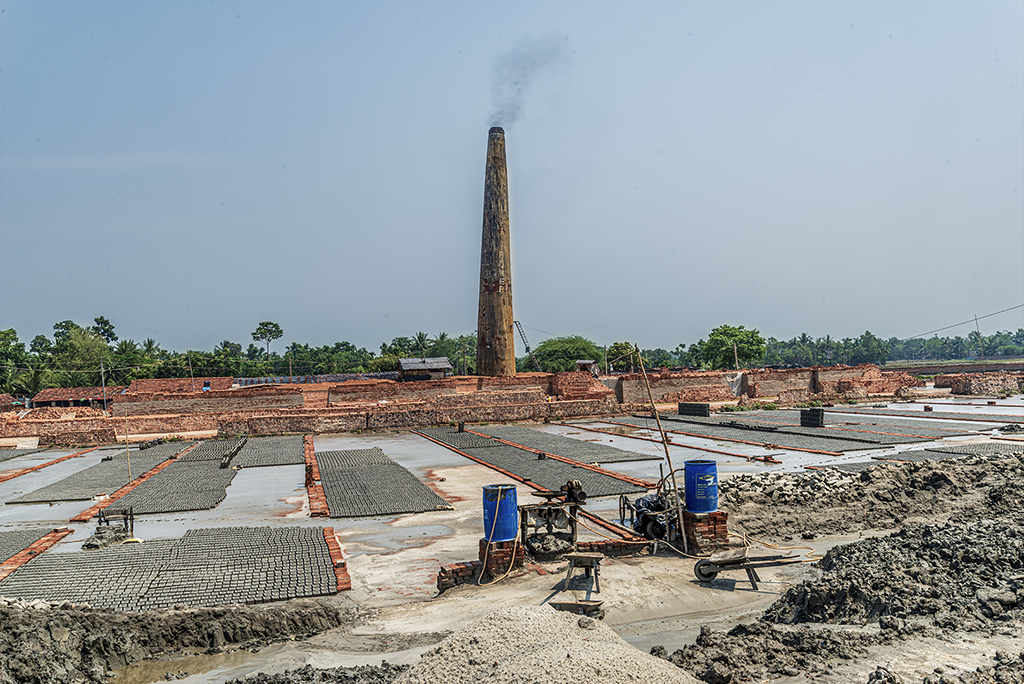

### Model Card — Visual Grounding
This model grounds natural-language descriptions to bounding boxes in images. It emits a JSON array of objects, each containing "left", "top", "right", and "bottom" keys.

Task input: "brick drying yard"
[{"left": 2, "top": 368, "right": 1024, "bottom": 684}]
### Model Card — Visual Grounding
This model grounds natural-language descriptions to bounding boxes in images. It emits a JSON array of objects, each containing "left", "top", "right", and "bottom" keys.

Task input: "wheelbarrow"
[{"left": 693, "top": 548, "right": 801, "bottom": 590}]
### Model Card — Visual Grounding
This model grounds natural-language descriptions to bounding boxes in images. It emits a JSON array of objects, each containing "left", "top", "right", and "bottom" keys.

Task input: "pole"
[
  {"left": 188, "top": 353, "right": 195, "bottom": 393},
  {"left": 635, "top": 345, "right": 687, "bottom": 554},
  {"left": 733, "top": 341, "right": 740, "bottom": 371},
  {"left": 100, "top": 358, "right": 108, "bottom": 411},
  {"left": 124, "top": 410, "right": 132, "bottom": 482},
  {"left": 975, "top": 315, "right": 987, "bottom": 373}
]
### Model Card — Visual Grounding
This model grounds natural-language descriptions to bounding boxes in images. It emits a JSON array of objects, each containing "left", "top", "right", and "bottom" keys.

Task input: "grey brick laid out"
[
  {"left": 0, "top": 527, "right": 51, "bottom": 562},
  {"left": 0, "top": 526, "right": 335, "bottom": 611},
  {"left": 234, "top": 436, "right": 305, "bottom": 468},
  {"left": 316, "top": 447, "right": 452, "bottom": 518}
]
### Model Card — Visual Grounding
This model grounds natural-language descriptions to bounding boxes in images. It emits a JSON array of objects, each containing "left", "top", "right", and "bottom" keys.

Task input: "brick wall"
[
  {"left": 618, "top": 370, "right": 737, "bottom": 404},
  {"left": 743, "top": 369, "right": 815, "bottom": 398},
  {"left": 112, "top": 392, "right": 303, "bottom": 416},
  {"left": 1, "top": 414, "right": 216, "bottom": 440},
  {"left": 551, "top": 372, "right": 614, "bottom": 401},
  {"left": 946, "top": 372, "right": 1024, "bottom": 396}
]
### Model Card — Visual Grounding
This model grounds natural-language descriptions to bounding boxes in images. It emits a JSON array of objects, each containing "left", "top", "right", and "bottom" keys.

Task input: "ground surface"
[{"left": 3, "top": 397, "right": 1024, "bottom": 684}]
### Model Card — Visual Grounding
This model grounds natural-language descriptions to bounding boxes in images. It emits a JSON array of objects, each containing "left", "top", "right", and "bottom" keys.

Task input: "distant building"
[
  {"left": 575, "top": 360, "right": 600, "bottom": 377},
  {"left": 127, "top": 377, "right": 233, "bottom": 393},
  {"left": 399, "top": 358, "right": 453, "bottom": 382},
  {"left": 31, "top": 386, "right": 125, "bottom": 408}
]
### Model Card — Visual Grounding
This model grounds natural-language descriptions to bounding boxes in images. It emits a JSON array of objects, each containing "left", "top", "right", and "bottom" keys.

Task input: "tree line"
[{"left": 1, "top": 317, "right": 1022, "bottom": 394}]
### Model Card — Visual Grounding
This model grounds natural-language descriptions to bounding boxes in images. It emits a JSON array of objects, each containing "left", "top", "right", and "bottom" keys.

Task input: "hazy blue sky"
[{"left": 1, "top": 1, "right": 1022, "bottom": 354}]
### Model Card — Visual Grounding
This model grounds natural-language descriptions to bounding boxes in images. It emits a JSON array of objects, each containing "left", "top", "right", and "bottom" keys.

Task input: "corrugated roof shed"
[{"left": 399, "top": 358, "right": 453, "bottom": 372}]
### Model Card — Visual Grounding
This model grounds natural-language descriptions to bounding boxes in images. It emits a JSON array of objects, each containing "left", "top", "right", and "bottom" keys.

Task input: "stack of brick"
[
  {"left": 683, "top": 510, "right": 730, "bottom": 554},
  {"left": 321, "top": 527, "right": 351, "bottom": 592},
  {"left": 304, "top": 436, "right": 329, "bottom": 517},
  {"left": 551, "top": 372, "right": 615, "bottom": 402},
  {"left": 948, "top": 372, "right": 1023, "bottom": 396},
  {"left": 436, "top": 560, "right": 483, "bottom": 592},
  {"left": 478, "top": 538, "right": 525, "bottom": 577},
  {"left": 835, "top": 379, "right": 869, "bottom": 400},
  {"left": 0, "top": 528, "right": 73, "bottom": 581}
]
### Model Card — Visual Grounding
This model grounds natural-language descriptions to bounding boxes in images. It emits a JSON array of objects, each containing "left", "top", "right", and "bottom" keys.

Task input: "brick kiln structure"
[
  {"left": 1, "top": 365, "right": 922, "bottom": 444},
  {"left": 933, "top": 371, "right": 1024, "bottom": 396},
  {"left": 476, "top": 126, "right": 516, "bottom": 378}
]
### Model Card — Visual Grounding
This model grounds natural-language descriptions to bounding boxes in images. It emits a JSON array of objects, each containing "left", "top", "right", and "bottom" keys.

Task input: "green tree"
[
  {"left": 531, "top": 336, "right": 602, "bottom": 373},
  {"left": 215, "top": 341, "right": 243, "bottom": 357},
  {"left": 91, "top": 316, "right": 118, "bottom": 344},
  {"left": 368, "top": 354, "right": 400, "bottom": 372},
  {"left": 702, "top": 325, "right": 766, "bottom": 370},
  {"left": 251, "top": 321, "right": 284, "bottom": 356},
  {"left": 849, "top": 331, "right": 890, "bottom": 365},
  {"left": 413, "top": 332, "right": 431, "bottom": 357},
  {"left": 142, "top": 338, "right": 163, "bottom": 359},
  {"left": 607, "top": 341, "right": 637, "bottom": 372}
]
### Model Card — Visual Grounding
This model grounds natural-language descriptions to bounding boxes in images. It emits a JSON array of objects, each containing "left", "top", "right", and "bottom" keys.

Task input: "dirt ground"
[{"left": 4, "top": 420, "right": 1024, "bottom": 684}]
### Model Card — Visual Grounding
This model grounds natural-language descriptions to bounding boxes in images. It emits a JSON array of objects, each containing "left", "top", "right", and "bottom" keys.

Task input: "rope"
[{"left": 477, "top": 488, "right": 521, "bottom": 586}]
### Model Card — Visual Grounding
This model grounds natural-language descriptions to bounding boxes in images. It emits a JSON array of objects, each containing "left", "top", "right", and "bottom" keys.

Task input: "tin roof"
[{"left": 399, "top": 357, "right": 453, "bottom": 372}]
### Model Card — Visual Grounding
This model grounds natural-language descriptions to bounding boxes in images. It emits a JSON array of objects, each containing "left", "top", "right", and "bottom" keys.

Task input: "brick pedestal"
[
  {"left": 478, "top": 538, "right": 525, "bottom": 578},
  {"left": 683, "top": 510, "right": 730, "bottom": 554}
]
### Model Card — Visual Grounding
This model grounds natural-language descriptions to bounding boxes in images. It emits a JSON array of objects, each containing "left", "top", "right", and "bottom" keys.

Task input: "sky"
[{"left": 1, "top": 1, "right": 1022, "bottom": 355}]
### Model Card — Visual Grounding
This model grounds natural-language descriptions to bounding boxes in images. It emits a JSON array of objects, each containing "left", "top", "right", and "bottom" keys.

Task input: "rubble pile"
[
  {"left": 229, "top": 663, "right": 410, "bottom": 684},
  {"left": 719, "top": 452, "right": 1024, "bottom": 538},
  {"left": 765, "top": 519, "right": 1024, "bottom": 630},
  {"left": 652, "top": 622, "right": 902, "bottom": 683},
  {"left": 919, "top": 650, "right": 1024, "bottom": 684}
]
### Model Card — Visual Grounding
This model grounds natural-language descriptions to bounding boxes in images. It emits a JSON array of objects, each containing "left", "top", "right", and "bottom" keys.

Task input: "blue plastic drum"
[
  {"left": 684, "top": 460, "right": 718, "bottom": 513},
  {"left": 482, "top": 484, "right": 518, "bottom": 541}
]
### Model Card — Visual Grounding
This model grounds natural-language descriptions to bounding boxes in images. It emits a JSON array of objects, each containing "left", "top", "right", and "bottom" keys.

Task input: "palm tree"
[
  {"left": 116, "top": 339, "right": 140, "bottom": 355},
  {"left": 142, "top": 338, "right": 162, "bottom": 358},
  {"left": 14, "top": 367, "right": 54, "bottom": 397},
  {"left": 414, "top": 332, "right": 431, "bottom": 357}
]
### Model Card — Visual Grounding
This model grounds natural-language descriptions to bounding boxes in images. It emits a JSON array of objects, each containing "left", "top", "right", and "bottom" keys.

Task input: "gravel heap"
[
  {"left": 719, "top": 451, "right": 1024, "bottom": 538},
  {"left": 229, "top": 663, "right": 409, "bottom": 684},
  {"left": 652, "top": 621, "right": 904, "bottom": 684},
  {"left": 395, "top": 606, "right": 699, "bottom": 684},
  {"left": 765, "top": 519, "right": 1024, "bottom": 630}
]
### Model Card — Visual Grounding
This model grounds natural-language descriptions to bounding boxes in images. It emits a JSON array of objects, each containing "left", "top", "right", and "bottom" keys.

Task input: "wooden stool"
[{"left": 562, "top": 552, "right": 603, "bottom": 593}]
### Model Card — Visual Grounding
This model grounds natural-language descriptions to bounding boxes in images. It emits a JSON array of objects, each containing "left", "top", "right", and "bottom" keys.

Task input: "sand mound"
[{"left": 395, "top": 606, "right": 698, "bottom": 684}]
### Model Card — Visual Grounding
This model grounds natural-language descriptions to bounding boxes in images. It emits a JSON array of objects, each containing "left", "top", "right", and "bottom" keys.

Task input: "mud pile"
[
  {"left": 0, "top": 598, "right": 355, "bottom": 684},
  {"left": 720, "top": 452, "right": 1024, "bottom": 538},
  {"left": 765, "top": 519, "right": 1024, "bottom": 630},
  {"left": 919, "top": 650, "right": 1024, "bottom": 683},
  {"left": 228, "top": 663, "right": 409, "bottom": 684},
  {"left": 396, "top": 606, "right": 699, "bottom": 684},
  {"left": 651, "top": 621, "right": 905, "bottom": 684}
]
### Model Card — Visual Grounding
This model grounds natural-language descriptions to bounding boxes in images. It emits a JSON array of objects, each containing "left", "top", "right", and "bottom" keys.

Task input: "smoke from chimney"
[{"left": 489, "top": 34, "right": 569, "bottom": 128}]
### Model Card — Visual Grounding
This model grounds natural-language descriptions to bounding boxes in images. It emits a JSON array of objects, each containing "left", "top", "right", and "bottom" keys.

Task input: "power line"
[{"left": 902, "top": 303, "right": 1024, "bottom": 340}]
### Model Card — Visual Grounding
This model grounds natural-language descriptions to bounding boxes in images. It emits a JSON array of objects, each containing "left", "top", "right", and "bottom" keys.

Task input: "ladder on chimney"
[{"left": 514, "top": 321, "right": 543, "bottom": 373}]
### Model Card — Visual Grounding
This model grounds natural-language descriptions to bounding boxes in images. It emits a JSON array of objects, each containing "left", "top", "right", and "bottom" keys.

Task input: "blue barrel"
[
  {"left": 684, "top": 460, "right": 718, "bottom": 513},
  {"left": 482, "top": 484, "right": 518, "bottom": 542}
]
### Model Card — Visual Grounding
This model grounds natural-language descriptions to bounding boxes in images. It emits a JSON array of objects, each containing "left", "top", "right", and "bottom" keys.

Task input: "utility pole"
[
  {"left": 975, "top": 315, "right": 987, "bottom": 373},
  {"left": 100, "top": 358, "right": 107, "bottom": 411},
  {"left": 636, "top": 345, "right": 687, "bottom": 554},
  {"left": 188, "top": 352, "right": 196, "bottom": 392},
  {"left": 733, "top": 341, "right": 740, "bottom": 370}
]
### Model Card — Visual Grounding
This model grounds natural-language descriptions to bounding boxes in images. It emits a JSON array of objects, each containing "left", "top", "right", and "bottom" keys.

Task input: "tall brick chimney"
[{"left": 476, "top": 127, "right": 516, "bottom": 377}]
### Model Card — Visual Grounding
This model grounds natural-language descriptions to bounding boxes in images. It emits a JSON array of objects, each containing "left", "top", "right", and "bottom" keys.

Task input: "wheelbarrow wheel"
[{"left": 694, "top": 559, "right": 719, "bottom": 583}]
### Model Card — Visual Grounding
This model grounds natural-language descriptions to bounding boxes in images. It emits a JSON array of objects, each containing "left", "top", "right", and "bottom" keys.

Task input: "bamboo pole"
[{"left": 635, "top": 345, "right": 687, "bottom": 554}]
